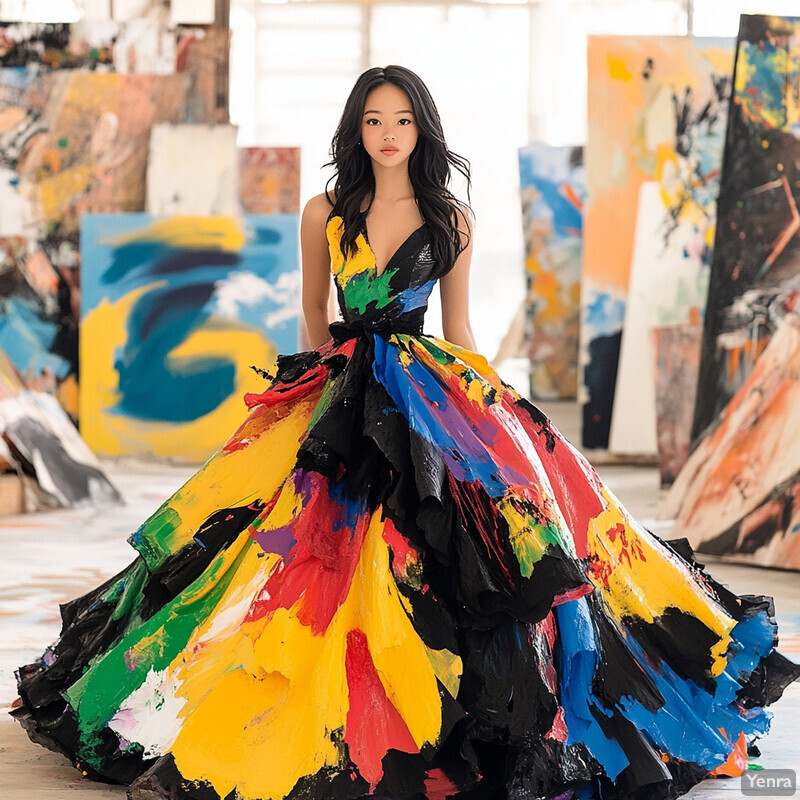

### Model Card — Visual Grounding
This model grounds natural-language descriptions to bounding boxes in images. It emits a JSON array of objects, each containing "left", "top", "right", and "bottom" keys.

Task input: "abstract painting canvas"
[
  {"left": 80, "top": 214, "right": 300, "bottom": 461},
  {"left": 0, "top": 236, "right": 79, "bottom": 419},
  {"left": 0, "top": 347, "right": 120, "bottom": 509},
  {"left": 662, "top": 313, "right": 800, "bottom": 569},
  {"left": 18, "top": 72, "right": 189, "bottom": 237},
  {"left": 239, "top": 147, "right": 302, "bottom": 215},
  {"left": 608, "top": 91, "right": 728, "bottom": 462},
  {"left": 583, "top": 35, "right": 734, "bottom": 449},
  {"left": 177, "top": 26, "right": 230, "bottom": 124},
  {"left": 0, "top": 23, "right": 113, "bottom": 69},
  {"left": 652, "top": 321, "right": 703, "bottom": 486},
  {"left": 518, "top": 144, "right": 584, "bottom": 399},
  {"left": 692, "top": 14, "right": 800, "bottom": 442},
  {"left": 0, "top": 390, "right": 122, "bottom": 509}
]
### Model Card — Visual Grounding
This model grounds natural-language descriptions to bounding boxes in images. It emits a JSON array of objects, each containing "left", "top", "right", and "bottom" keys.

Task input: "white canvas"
[
  {"left": 608, "top": 182, "right": 660, "bottom": 456},
  {"left": 146, "top": 124, "right": 239, "bottom": 216},
  {"left": 170, "top": 0, "right": 215, "bottom": 24}
]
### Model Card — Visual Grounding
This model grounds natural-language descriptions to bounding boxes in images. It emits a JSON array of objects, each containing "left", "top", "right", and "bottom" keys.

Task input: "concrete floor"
[{"left": 0, "top": 402, "right": 798, "bottom": 799}]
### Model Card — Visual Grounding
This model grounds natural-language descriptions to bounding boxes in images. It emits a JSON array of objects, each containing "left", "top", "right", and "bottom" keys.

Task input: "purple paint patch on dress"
[{"left": 252, "top": 526, "right": 296, "bottom": 557}]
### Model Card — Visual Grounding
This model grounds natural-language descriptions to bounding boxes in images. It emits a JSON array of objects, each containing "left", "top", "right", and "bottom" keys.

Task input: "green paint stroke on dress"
[
  {"left": 341, "top": 266, "right": 398, "bottom": 314},
  {"left": 512, "top": 519, "right": 570, "bottom": 578},
  {"left": 418, "top": 337, "right": 457, "bottom": 366},
  {"left": 110, "top": 559, "right": 149, "bottom": 622},
  {"left": 129, "top": 506, "right": 183, "bottom": 571},
  {"left": 65, "top": 536, "right": 254, "bottom": 768}
]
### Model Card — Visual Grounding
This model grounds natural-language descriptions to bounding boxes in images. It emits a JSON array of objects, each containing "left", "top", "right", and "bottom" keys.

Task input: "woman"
[{"left": 14, "top": 65, "right": 799, "bottom": 800}]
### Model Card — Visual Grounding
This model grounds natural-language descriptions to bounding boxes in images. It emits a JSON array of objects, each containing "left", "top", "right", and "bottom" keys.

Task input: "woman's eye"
[
  {"left": 365, "top": 118, "right": 380, "bottom": 125},
  {"left": 398, "top": 118, "right": 413, "bottom": 126}
]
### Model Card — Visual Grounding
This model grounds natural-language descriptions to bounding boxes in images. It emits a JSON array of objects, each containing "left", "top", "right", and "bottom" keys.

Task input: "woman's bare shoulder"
[{"left": 302, "top": 191, "right": 336, "bottom": 223}]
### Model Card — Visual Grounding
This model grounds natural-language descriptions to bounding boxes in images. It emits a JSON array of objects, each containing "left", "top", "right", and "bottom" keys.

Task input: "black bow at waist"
[{"left": 329, "top": 315, "right": 424, "bottom": 344}]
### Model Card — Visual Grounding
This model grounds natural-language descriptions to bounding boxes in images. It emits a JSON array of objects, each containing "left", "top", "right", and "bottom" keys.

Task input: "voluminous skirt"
[{"left": 13, "top": 332, "right": 800, "bottom": 800}]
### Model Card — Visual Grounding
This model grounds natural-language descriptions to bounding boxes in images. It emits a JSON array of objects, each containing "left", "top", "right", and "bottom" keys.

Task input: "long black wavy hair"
[{"left": 325, "top": 65, "right": 472, "bottom": 274}]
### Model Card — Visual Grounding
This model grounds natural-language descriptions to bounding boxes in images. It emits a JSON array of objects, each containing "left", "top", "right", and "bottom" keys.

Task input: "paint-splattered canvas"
[
  {"left": 0, "top": 67, "right": 85, "bottom": 324},
  {"left": 80, "top": 214, "right": 300, "bottom": 461},
  {"left": 0, "top": 236, "right": 78, "bottom": 418},
  {"left": 652, "top": 321, "right": 703, "bottom": 485},
  {"left": 0, "top": 23, "right": 113, "bottom": 69},
  {"left": 518, "top": 144, "right": 584, "bottom": 399},
  {"left": 0, "top": 346, "right": 120, "bottom": 509},
  {"left": 662, "top": 313, "right": 800, "bottom": 569},
  {"left": 0, "top": 390, "right": 122, "bottom": 509},
  {"left": 177, "top": 26, "right": 230, "bottom": 124},
  {"left": 583, "top": 36, "right": 734, "bottom": 449},
  {"left": 0, "top": 67, "right": 48, "bottom": 236},
  {"left": 692, "top": 14, "right": 800, "bottom": 442},
  {"left": 609, "top": 106, "right": 728, "bottom": 462},
  {"left": 239, "top": 148, "right": 301, "bottom": 215},
  {"left": 1, "top": 69, "right": 202, "bottom": 416},
  {"left": 146, "top": 124, "right": 239, "bottom": 215},
  {"left": 18, "top": 72, "right": 189, "bottom": 237}
]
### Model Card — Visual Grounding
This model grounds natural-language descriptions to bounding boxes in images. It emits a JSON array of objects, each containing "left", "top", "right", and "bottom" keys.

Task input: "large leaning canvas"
[
  {"left": 692, "top": 14, "right": 800, "bottom": 442},
  {"left": 518, "top": 144, "right": 584, "bottom": 400},
  {"left": 583, "top": 36, "right": 734, "bottom": 450},
  {"left": 80, "top": 214, "right": 300, "bottom": 461},
  {"left": 18, "top": 72, "right": 189, "bottom": 237},
  {"left": 662, "top": 312, "right": 800, "bottom": 570}
]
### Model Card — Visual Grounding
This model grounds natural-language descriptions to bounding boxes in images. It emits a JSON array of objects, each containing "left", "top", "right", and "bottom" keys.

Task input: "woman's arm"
[
  {"left": 301, "top": 193, "right": 335, "bottom": 349},
  {"left": 439, "top": 205, "right": 477, "bottom": 350}
]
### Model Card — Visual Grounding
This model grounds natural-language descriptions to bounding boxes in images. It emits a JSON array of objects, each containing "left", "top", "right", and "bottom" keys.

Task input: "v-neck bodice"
[
  {"left": 363, "top": 222, "right": 426, "bottom": 278},
  {"left": 326, "top": 215, "right": 439, "bottom": 336}
]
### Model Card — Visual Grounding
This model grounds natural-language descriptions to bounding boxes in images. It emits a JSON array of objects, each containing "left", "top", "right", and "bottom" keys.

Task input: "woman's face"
[{"left": 361, "top": 83, "right": 418, "bottom": 169}]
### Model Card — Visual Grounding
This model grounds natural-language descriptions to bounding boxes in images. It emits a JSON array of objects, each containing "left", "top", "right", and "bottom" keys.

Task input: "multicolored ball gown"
[{"left": 15, "top": 217, "right": 800, "bottom": 800}]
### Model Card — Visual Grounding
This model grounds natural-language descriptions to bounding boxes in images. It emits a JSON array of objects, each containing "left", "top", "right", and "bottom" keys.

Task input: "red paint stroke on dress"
[
  {"left": 381, "top": 516, "right": 418, "bottom": 580},
  {"left": 536, "top": 613, "right": 568, "bottom": 742},
  {"left": 247, "top": 474, "right": 368, "bottom": 634},
  {"left": 511, "top": 404, "right": 605, "bottom": 557},
  {"left": 424, "top": 767, "right": 459, "bottom": 799},
  {"left": 552, "top": 584, "right": 594, "bottom": 605},
  {"left": 449, "top": 476, "right": 514, "bottom": 584},
  {"left": 224, "top": 392, "right": 320, "bottom": 453},
  {"left": 344, "top": 629, "right": 419, "bottom": 788},
  {"left": 244, "top": 363, "right": 329, "bottom": 410}
]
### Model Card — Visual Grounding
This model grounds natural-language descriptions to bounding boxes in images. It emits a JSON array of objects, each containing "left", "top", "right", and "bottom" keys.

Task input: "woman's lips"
[{"left": 381, "top": 147, "right": 399, "bottom": 154}]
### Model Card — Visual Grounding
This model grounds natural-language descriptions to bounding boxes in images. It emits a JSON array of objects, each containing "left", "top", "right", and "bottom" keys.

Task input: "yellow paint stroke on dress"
[
  {"left": 406, "top": 335, "right": 507, "bottom": 395},
  {"left": 424, "top": 646, "right": 462, "bottom": 698},
  {"left": 327, "top": 216, "right": 373, "bottom": 285},
  {"left": 167, "top": 509, "right": 443, "bottom": 799},
  {"left": 586, "top": 486, "right": 733, "bottom": 676},
  {"left": 129, "top": 388, "right": 319, "bottom": 569}
]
